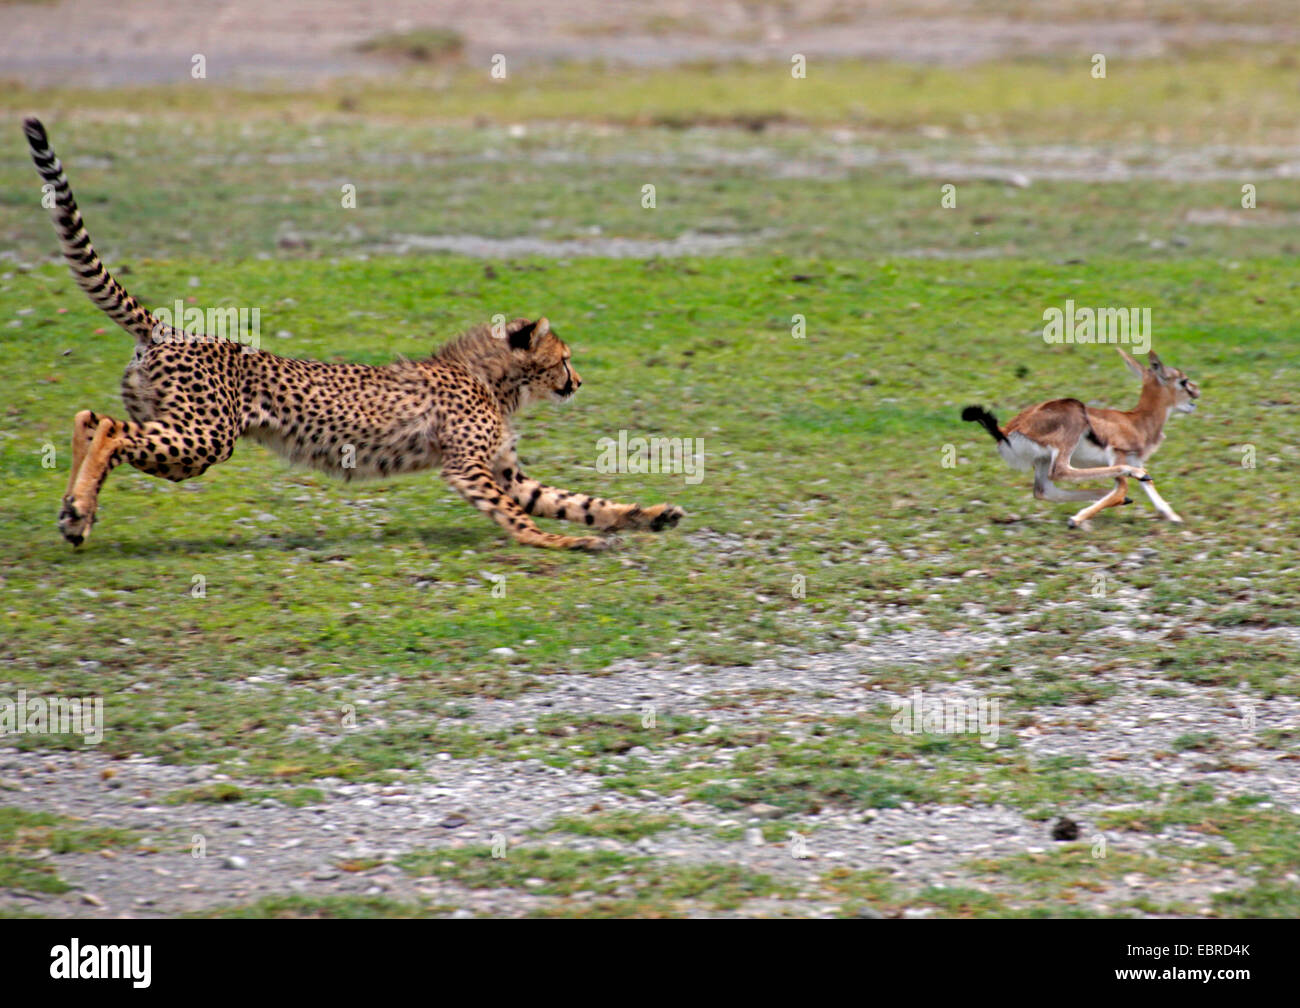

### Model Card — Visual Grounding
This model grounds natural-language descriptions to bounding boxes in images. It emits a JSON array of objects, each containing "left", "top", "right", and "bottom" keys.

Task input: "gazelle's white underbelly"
[
  {"left": 1068, "top": 439, "right": 1115, "bottom": 468},
  {"left": 997, "top": 431, "right": 1051, "bottom": 472}
]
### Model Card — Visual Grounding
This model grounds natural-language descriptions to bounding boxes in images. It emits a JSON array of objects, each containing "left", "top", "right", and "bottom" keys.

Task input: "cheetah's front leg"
[
  {"left": 443, "top": 459, "right": 612, "bottom": 551},
  {"left": 494, "top": 458, "right": 685, "bottom": 533}
]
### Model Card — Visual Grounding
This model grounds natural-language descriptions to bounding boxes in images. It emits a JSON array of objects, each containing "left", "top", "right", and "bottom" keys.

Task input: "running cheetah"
[{"left": 23, "top": 118, "right": 685, "bottom": 551}]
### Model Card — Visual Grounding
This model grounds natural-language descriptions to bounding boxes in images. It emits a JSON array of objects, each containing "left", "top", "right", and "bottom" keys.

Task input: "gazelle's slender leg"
[
  {"left": 1127, "top": 454, "right": 1183, "bottom": 522},
  {"left": 1137, "top": 481, "right": 1182, "bottom": 523},
  {"left": 1068, "top": 476, "right": 1130, "bottom": 528},
  {"left": 1051, "top": 459, "right": 1148, "bottom": 483},
  {"left": 1033, "top": 462, "right": 1108, "bottom": 503}
]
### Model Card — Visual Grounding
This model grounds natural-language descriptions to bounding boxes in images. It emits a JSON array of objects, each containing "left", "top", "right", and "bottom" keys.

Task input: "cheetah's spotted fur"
[{"left": 24, "top": 118, "right": 685, "bottom": 551}]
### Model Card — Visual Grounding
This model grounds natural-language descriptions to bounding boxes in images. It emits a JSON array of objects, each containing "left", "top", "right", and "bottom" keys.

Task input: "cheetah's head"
[{"left": 505, "top": 317, "right": 582, "bottom": 404}]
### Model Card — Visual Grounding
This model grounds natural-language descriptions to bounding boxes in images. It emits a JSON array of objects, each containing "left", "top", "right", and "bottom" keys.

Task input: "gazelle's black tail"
[{"left": 961, "top": 405, "right": 1008, "bottom": 445}]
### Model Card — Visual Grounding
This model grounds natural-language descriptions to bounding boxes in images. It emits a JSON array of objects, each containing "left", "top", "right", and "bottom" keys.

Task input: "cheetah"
[{"left": 23, "top": 118, "right": 685, "bottom": 551}]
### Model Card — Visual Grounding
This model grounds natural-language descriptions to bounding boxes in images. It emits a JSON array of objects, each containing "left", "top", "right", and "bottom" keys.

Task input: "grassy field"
[
  {"left": 4, "top": 53, "right": 1300, "bottom": 263},
  {"left": 1, "top": 51, "right": 1298, "bottom": 917}
]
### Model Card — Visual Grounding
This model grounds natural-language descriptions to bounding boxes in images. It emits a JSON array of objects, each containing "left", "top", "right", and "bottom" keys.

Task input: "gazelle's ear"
[
  {"left": 1116, "top": 347, "right": 1146, "bottom": 380},
  {"left": 1147, "top": 351, "right": 1167, "bottom": 378}
]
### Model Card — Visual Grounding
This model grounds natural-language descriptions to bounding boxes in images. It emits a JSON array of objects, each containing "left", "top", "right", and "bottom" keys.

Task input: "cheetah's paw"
[{"left": 58, "top": 495, "right": 93, "bottom": 547}]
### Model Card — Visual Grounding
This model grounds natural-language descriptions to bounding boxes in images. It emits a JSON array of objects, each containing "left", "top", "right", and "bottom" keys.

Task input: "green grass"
[
  {"left": 161, "top": 783, "right": 325, "bottom": 806},
  {"left": 0, "top": 807, "right": 137, "bottom": 896},
  {"left": 3, "top": 254, "right": 1297, "bottom": 777},
  {"left": 537, "top": 811, "right": 685, "bottom": 841},
  {"left": 1097, "top": 790, "right": 1300, "bottom": 917},
  {"left": 398, "top": 845, "right": 794, "bottom": 916},
  {"left": 3, "top": 44, "right": 1298, "bottom": 917},
  {"left": 195, "top": 893, "right": 439, "bottom": 918},
  {"left": 2, "top": 123, "right": 1298, "bottom": 266},
  {"left": 5, "top": 51, "right": 1300, "bottom": 265},
  {"left": 3, "top": 251, "right": 1297, "bottom": 914},
  {"left": 355, "top": 28, "right": 464, "bottom": 64},
  {"left": 6, "top": 49, "right": 1300, "bottom": 143}
]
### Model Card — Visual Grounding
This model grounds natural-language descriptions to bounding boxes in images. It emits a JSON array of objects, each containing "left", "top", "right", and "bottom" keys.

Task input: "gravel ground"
[{"left": 4, "top": 622, "right": 1296, "bottom": 918}]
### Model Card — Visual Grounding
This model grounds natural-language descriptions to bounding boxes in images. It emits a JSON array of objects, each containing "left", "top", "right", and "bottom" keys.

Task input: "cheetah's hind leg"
[
  {"left": 58, "top": 413, "right": 128, "bottom": 546},
  {"left": 58, "top": 414, "right": 234, "bottom": 546}
]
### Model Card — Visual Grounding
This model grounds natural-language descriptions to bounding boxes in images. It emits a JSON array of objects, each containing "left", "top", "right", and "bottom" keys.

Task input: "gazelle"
[{"left": 963, "top": 348, "right": 1200, "bottom": 528}]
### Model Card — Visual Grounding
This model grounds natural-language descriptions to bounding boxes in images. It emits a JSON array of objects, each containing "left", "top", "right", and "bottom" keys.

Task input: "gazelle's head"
[{"left": 1118, "top": 348, "right": 1200, "bottom": 414}]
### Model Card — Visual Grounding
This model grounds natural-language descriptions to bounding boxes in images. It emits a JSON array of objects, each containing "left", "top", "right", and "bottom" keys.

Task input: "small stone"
[
  {"left": 222, "top": 855, "right": 249, "bottom": 870},
  {"left": 1051, "top": 817, "right": 1080, "bottom": 841}
]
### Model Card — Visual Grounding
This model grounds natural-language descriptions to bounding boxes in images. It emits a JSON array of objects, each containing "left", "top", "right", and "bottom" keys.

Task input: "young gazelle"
[{"left": 963, "top": 348, "right": 1200, "bottom": 528}]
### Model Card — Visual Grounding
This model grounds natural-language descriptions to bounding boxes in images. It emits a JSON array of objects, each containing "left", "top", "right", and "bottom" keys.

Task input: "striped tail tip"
[{"left": 22, "top": 117, "right": 49, "bottom": 148}]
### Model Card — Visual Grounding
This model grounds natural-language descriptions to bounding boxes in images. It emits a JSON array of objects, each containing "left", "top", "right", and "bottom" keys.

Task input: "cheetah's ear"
[
  {"left": 507, "top": 317, "right": 549, "bottom": 351},
  {"left": 507, "top": 320, "right": 537, "bottom": 350}
]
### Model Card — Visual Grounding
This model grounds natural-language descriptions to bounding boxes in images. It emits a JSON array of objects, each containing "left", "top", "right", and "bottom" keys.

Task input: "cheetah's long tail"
[{"left": 23, "top": 117, "right": 167, "bottom": 347}]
